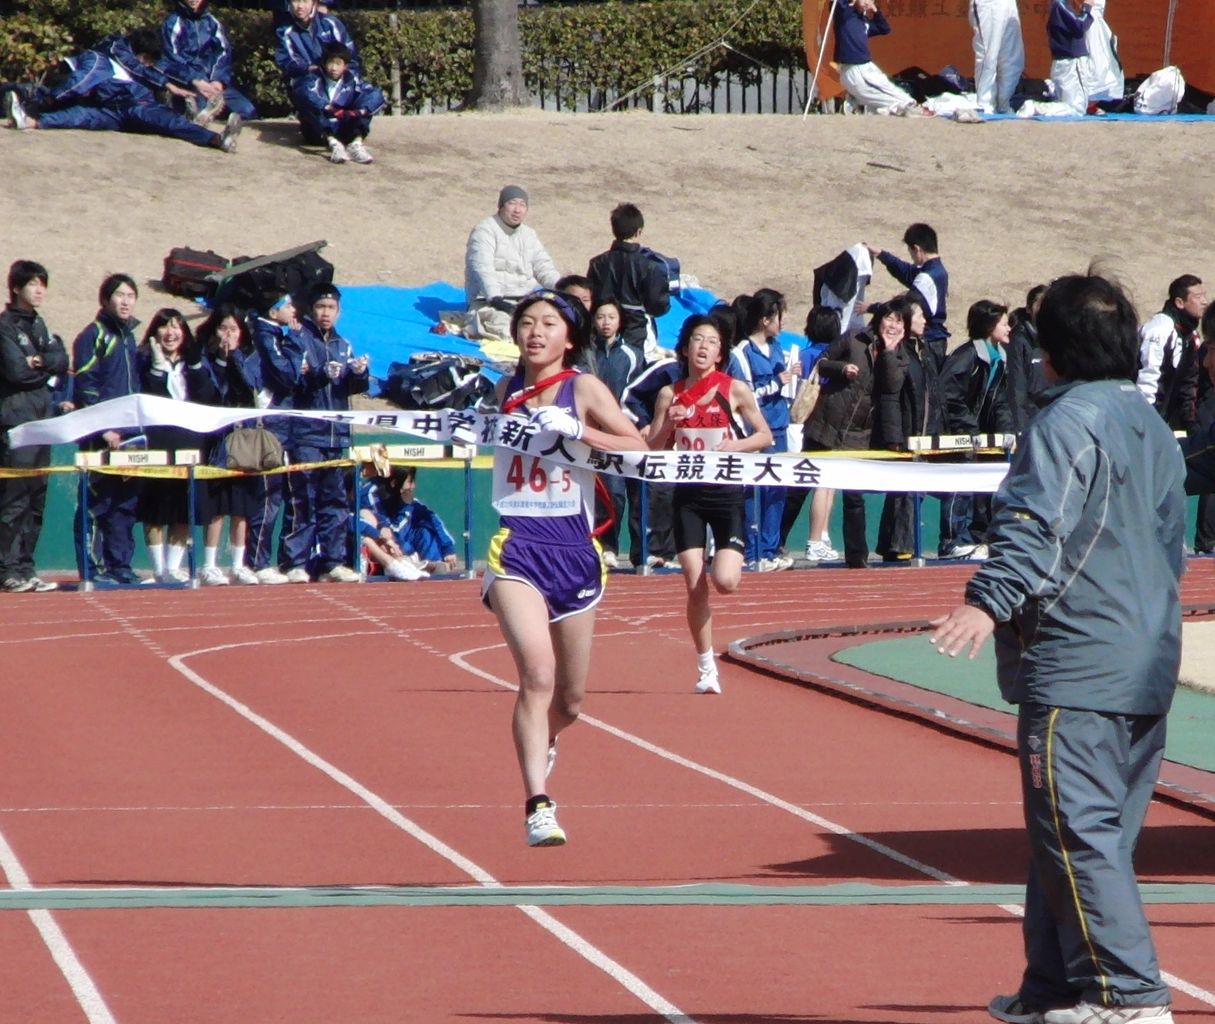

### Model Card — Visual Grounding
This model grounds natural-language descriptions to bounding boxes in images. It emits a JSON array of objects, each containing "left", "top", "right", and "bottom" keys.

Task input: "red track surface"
[{"left": 1, "top": 563, "right": 1213, "bottom": 1023}]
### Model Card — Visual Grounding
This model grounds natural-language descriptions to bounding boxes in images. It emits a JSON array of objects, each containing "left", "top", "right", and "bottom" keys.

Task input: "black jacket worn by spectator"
[
  {"left": 1005, "top": 312, "right": 1046, "bottom": 433},
  {"left": 939, "top": 338, "right": 1013, "bottom": 436},
  {"left": 0, "top": 304, "right": 69, "bottom": 428},
  {"left": 586, "top": 241, "right": 670, "bottom": 351},
  {"left": 803, "top": 333, "right": 876, "bottom": 451},
  {"left": 871, "top": 336, "right": 942, "bottom": 450}
]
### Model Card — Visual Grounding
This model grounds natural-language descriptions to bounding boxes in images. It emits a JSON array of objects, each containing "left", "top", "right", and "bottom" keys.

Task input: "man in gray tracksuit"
[{"left": 931, "top": 273, "right": 1183, "bottom": 1024}]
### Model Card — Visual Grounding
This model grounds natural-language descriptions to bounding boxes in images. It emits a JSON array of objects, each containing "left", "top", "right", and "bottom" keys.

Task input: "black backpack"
[
  {"left": 381, "top": 355, "right": 492, "bottom": 411},
  {"left": 218, "top": 249, "right": 335, "bottom": 312}
]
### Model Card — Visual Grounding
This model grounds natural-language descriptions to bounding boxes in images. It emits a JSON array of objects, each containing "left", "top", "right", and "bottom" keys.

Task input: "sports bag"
[
  {"left": 224, "top": 426, "right": 285, "bottom": 471},
  {"left": 162, "top": 247, "right": 229, "bottom": 298},
  {"left": 1133, "top": 66, "right": 1184, "bottom": 115},
  {"left": 219, "top": 248, "right": 335, "bottom": 312}
]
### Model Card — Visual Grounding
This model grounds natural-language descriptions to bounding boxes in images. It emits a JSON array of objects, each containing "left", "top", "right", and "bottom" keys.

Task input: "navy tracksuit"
[
  {"left": 292, "top": 67, "right": 385, "bottom": 144},
  {"left": 34, "top": 42, "right": 216, "bottom": 148},
  {"left": 729, "top": 338, "right": 789, "bottom": 563},
  {"left": 71, "top": 311, "right": 142, "bottom": 578},
  {"left": 249, "top": 318, "right": 302, "bottom": 571},
  {"left": 262, "top": 317, "right": 368, "bottom": 573},
  {"left": 160, "top": 4, "right": 257, "bottom": 119}
]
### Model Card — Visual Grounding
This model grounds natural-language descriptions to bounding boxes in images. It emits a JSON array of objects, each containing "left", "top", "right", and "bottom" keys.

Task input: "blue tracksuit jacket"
[
  {"left": 730, "top": 337, "right": 789, "bottom": 434},
  {"left": 292, "top": 67, "right": 385, "bottom": 118},
  {"left": 878, "top": 252, "right": 951, "bottom": 347},
  {"left": 833, "top": 3, "right": 891, "bottom": 65},
  {"left": 93, "top": 34, "right": 172, "bottom": 93},
  {"left": 284, "top": 318, "right": 370, "bottom": 450},
  {"left": 275, "top": 13, "right": 359, "bottom": 80},
  {"left": 160, "top": 6, "right": 236, "bottom": 85},
  {"left": 359, "top": 478, "right": 456, "bottom": 561},
  {"left": 1047, "top": 0, "right": 1093, "bottom": 60},
  {"left": 251, "top": 316, "right": 306, "bottom": 444}
]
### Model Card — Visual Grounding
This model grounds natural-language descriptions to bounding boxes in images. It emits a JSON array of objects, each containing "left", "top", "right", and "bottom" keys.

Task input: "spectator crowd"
[{"left": 2, "top": 176, "right": 1212, "bottom": 592}]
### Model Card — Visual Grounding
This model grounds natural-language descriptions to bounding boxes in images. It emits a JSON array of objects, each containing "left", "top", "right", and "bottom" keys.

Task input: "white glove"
[
  {"left": 150, "top": 340, "right": 171, "bottom": 373},
  {"left": 530, "top": 405, "right": 583, "bottom": 441},
  {"left": 325, "top": 360, "right": 344, "bottom": 382}
]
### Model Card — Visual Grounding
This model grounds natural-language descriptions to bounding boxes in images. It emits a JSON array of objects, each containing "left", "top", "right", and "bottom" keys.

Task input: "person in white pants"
[
  {"left": 969, "top": 0, "right": 1025, "bottom": 114},
  {"left": 833, "top": 0, "right": 922, "bottom": 115}
]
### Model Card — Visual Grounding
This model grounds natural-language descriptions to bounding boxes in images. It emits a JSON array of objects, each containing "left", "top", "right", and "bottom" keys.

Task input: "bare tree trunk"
[{"left": 464, "top": 0, "right": 528, "bottom": 110}]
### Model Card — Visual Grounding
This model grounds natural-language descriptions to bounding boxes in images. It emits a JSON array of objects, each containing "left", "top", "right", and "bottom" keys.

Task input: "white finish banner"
[{"left": 7, "top": 394, "right": 1011, "bottom": 493}]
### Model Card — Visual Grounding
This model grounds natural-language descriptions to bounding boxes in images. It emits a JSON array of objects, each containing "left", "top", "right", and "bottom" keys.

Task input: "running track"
[{"left": 1, "top": 563, "right": 1212, "bottom": 1023}]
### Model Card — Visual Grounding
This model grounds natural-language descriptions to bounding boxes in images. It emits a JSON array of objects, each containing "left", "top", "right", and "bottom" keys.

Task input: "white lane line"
[
  {"left": 451, "top": 641, "right": 1215, "bottom": 1010},
  {"left": 166, "top": 637, "right": 696, "bottom": 1024},
  {"left": 0, "top": 829, "right": 117, "bottom": 1023}
]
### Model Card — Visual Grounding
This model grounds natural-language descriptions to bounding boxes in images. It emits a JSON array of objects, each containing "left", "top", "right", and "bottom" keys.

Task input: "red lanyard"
[{"left": 501, "top": 369, "right": 578, "bottom": 414}]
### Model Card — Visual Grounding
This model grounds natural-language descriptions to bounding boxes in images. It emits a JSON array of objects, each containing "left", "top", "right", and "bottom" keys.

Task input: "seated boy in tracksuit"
[
  {"left": 5, "top": 28, "right": 241, "bottom": 153},
  {"left": 160, "top": 0, "right": 257, "bottom": 126},
  {"left": 274, "top": 0, "right": 360, "bottom": 139},
  {"left": 292, "top": 42, "right": 384, "bottom": 164},
  {"left": 358, "top": 465, "right": 459, "bottom": 578}
]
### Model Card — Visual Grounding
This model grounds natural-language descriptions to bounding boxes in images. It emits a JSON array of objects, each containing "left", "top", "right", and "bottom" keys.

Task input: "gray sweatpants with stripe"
[{"left": 1016, "top": 703, "right": 1171, "bottom": 1009}]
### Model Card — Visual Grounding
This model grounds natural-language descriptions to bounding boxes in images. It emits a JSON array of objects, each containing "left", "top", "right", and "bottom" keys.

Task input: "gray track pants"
[{"left": 1016, "top": 703, "right": 1171, "bottom": 1009}]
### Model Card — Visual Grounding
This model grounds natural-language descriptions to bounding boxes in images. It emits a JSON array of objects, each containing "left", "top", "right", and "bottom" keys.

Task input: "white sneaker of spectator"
[
  {"left": 7, "top": 92, "right": 30, "bottom": 130},
  {"left": 285, "top": 567, "right": 311, "bottom": 584},
  {"left": 194, "top": 92, "right": 225, "bottom": 126},
  {"left": 256, "top": 566, "right": 289, "bottom": 585},
  {"left": 347, "top": 138, "right": 374, "bottom": 164},
  {"left": 200, "top": 566, "right": 230, "bottom": 586},
  {"left": 320, "top": 564, "right": 360, "bottom": 583},
  {"left": 219, "top": 113, "right": 241, "bottom": 154},
  {"left": 232, "top": 565, "right": 260, "bottom": 585},
  {"left": 327, "top": 137, "right": 349, "bottom": 163},
  {"left": 385, "top": 558, "right": 428, "bottom": 581}
]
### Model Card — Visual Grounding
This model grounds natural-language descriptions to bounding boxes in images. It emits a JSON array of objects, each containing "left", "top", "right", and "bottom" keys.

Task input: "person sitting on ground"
[
  {"left": 275, "top": 0, "right": 359, "bottom": 134},
  {"left": 833, "top": 0, "right": 928, "bottom": 116},
  {"left": 293, "top": 42, "right": 384, "bottom": 164},
  {"left": 587, "top": 202, "right": 672, "bottom": 362},
  {"left": 4, "top": 27, "right": 242, "bottom": 153},
  {"left": 867, "top": 223, "right": 950, "bottom": 369},
  {"left": 1047, "top": 0, "right": 1095, "bottom": 115},
  {"left": 136, "top": 308, "right": 221, "bottom": 584},
  {"left": 464, "top": 185, "right": 561, "bottom": 339},
  {"left": 0, "top": 260, "right": 69, "bottom": 594},
  {"left": 359, "top": 463, "right": 459, "bottom": 579},
  {"left": 937, "top": 299, "right": 1014, "bottom": 560},
  {"left": 161, "top": 0, "right": 258, "bottom": 127}
]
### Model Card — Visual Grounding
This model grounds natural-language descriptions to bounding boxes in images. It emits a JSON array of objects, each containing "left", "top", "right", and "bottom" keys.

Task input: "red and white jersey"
[{"left": 673, "top": 371, "right": 735, "bottom": 453}]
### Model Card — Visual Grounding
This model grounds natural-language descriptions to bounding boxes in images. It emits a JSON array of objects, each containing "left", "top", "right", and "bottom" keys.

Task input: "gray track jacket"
[{"left": 965, "top": 378, "right": 1185, "bottom": 715}]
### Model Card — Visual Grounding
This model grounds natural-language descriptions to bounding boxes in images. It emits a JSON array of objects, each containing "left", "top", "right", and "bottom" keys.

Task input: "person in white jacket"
[
  {"left": 969, "top": 0, "right": 1025, "bottom": 114},
  {"left": 464, "top": 185, "right": 561, "bottom": 339}
]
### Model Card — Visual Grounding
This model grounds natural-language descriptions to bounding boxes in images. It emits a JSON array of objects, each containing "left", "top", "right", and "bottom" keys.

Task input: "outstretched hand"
[{"left": 928, "top": 604, "right": 995, "bottom": 660}]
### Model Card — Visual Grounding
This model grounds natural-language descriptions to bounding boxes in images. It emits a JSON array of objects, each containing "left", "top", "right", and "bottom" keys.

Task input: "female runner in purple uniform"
[{"left": 483, "top": 290, "right": 645, "bottom": 846}]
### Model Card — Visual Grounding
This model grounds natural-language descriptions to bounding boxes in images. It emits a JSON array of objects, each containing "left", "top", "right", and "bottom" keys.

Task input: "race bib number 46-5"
[{"left": 492, "top": 454, "right": 585, "bottom": 516}]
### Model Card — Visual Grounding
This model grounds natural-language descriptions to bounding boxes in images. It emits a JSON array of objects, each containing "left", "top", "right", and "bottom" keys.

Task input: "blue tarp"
[{"left": 335, "top": 282, "right": 810, "bottom": 386}]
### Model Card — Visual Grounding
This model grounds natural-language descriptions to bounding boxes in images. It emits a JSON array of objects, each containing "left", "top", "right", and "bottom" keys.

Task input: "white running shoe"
[
  {"left": 232, "top": 565, "right": 259, "bottom": 585},
  {"left": 159, "top": 568, "right": 191, "bottom": 584},
  {"left": 327, "top": 137, "right": 349, "bottom": 163},
  {"left": 774, "top": 555, "right": 794, "bottom": 571},
  {"left": 320, "top": 564, "right": 360, "bottom": 583},
  {"left": 601, "top": 550, "right": 619, "bottom": 569},
  {"left": 7, "top": 91, "right": 30, "bottom": 130},
  {"left": 971, "top": 544, "right": 990, "bottom": 560},
  {"left": 805, "top": 540, "right": 840, "bottom": 562},
  {"left": 694, "top": 671, "right": 722, "bottom": 694},
  {"left": 1043, "top": 1004, "right": 1174, "bottom": 1024},
  {"left": 200, "top": 566, "right": 230, "bottom": 586},
  {"left": 525, "top": 801, "right": 566, "bottom": 847},
  {"left": 385, "top": 558, "right": 428, "bottom": 581},
  {"left": 219, "top": 112, "right": 242, "bottom": 153},
  {"left": 285, "top": 567, "right": 311, "bottom": 584},
  {"left": 194, "top": 91, "right": 225, "bottom": 126},
  {"left": 27, "top": 576, "right": 59, "bottom": 593},
  {"left": 347, "top": 138, "right": 374, "bottom": 164},
  {"left": 256, "top": 566, "right": 290, "bottom": 585}
]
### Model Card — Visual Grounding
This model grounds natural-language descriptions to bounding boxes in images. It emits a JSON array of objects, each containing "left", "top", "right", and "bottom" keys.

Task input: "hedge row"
[{"left": 0, "top": 0, "right": 806, "bottom": 115}]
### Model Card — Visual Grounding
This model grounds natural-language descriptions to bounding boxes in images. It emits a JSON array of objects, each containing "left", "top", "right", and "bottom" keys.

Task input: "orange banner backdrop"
[{"left": 803, "top": 0, "right": 1215, "bottom": 99}]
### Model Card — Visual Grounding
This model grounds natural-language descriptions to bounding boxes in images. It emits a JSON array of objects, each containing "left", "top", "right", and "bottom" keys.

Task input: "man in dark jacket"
[
  {"left": 587, "top": 203, "right": 671, "bottom": 359},
  {"left": 0, "top": 261, "right": 68, "bottom": 592},
  {"left": 1005, "top": 284, "right": 1048, "bottom": 434},
  {"left": 931, "top": 272, "right": 1184, "bottom": 1024}
]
